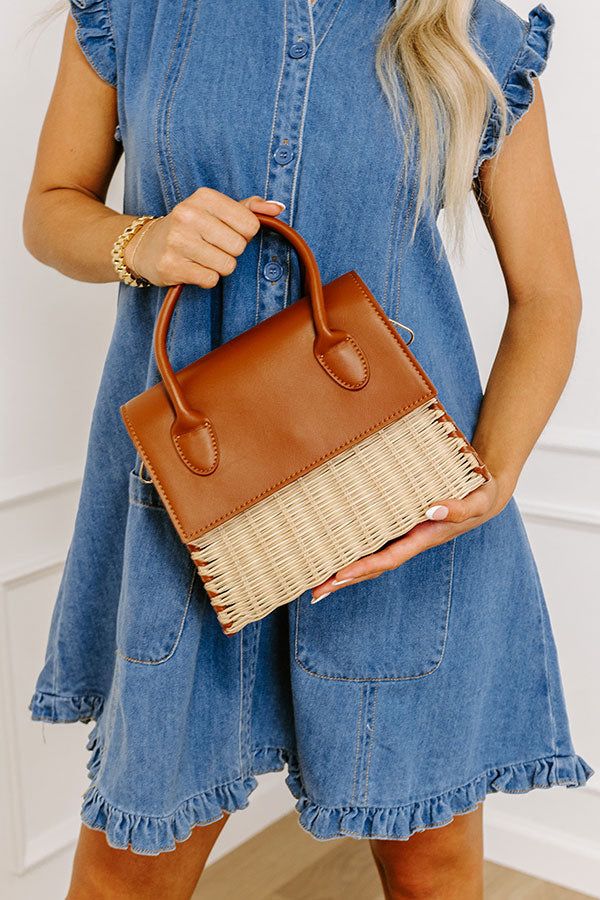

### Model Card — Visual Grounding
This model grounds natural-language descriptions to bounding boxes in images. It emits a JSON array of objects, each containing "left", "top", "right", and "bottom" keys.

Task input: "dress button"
[
  {"left": 289, "top": 40, "right": 309, "bottom": 58},
  {"left": 273, "top": 145, "right": 295, "bottom": 165},
  {"left": 263, "top": 261, "right": 284, "bottom": 282}
]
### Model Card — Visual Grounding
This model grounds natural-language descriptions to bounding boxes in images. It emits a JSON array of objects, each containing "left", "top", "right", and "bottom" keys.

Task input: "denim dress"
[{"left": 30, "top": 0, "right": 594, "bottom": 855}]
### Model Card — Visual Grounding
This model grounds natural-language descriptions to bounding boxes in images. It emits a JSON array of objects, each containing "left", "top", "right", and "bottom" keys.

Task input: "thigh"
[
  {"left": 67, "top": 815, "right": 229, "bottom": 900},
  {"left": 369, "top": 804, "right": 484, "bottom": 900}
]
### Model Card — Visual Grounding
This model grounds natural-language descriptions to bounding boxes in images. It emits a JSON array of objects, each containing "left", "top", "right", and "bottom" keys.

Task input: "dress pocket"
[
  {"left": 116, "top": 468, "right": 197, "bottom": 665},
  {"left": 294, "top": 539, "right": 456, "bottom": 681}
]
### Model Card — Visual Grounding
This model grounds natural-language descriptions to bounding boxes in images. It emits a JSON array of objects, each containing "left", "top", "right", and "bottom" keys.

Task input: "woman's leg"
[
  {"left": 67, "top": 813, "right": 229, "bottom": 900},
  {"left": 369, "top": 804, "right": 484, "bottom": 900}
]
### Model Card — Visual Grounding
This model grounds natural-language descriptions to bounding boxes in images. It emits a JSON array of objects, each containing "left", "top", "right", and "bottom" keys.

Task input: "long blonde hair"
[
  {"left": 41, "top": 0, "right": 507, "bottom": 252},
  {"left": 377, "top": 0, "right": 508, "bottom": 253}
]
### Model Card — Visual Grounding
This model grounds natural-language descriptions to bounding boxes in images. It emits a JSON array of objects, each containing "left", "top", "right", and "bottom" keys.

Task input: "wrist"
[
  {"left": 470, "top": 442, "right": 519, "bottom": 507},
  {"left": 111, "top": 215, "right": 158, "bottom": 287},
  {"left": 122, "top": 226, "right": 143, "bottom": 272},
  {"left": 487, "top": 465, "right": 519, "bottom": 512},
  {"left": 124, "top": 216, "right": 160, "bottom": 279}
]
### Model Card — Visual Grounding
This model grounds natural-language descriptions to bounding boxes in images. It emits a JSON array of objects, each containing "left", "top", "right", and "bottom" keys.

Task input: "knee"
[
  {"left": 370, "top": 834, "right": 481, "bottom": 899},
  {"left": 374, "top": 864, "right": 451, "bottom": 900}
]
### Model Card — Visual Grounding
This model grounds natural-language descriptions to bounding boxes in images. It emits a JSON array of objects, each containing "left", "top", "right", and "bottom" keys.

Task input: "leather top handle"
[{"left": 153, "top": 213, "right": 370, "bottom": 476}]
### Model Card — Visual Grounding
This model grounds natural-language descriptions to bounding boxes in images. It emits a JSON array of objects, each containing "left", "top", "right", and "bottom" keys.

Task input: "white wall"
[{"left": 1, "top": 1, "right": 597, "bottom": 897}]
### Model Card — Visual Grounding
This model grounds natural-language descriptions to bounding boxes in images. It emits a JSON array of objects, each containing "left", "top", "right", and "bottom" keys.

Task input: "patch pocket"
[
  {"left": 294, "top": 539, "right": 456, "bottom": 681},
  {"left": 116, "top": 468, "right": 196, "bottom": 665}
]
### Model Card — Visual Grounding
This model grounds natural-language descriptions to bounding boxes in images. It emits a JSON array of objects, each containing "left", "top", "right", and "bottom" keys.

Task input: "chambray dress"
[{"left": 30, "top": 0, "right": 594, "bottom": 855}]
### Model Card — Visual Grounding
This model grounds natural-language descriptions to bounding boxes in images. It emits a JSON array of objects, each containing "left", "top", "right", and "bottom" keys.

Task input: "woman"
[{"left": 24, "top": 0, "right": 593, "bottom": 897}]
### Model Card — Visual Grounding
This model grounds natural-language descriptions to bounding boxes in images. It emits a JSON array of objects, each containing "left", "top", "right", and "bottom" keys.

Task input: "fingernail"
[
  {"left": 311, "top": 591, "right": 331, "bottom": 604},
  {"left": 425, "top": 505, "right": 449, "bottom": 521},
  {"left": 332, "top": 577, "right": 353, "bottom": 585},
  {"left": 265, "top": 199, "right": 286, "bottom": 210}
]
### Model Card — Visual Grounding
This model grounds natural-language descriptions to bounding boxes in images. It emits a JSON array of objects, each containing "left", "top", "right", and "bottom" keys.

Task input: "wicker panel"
[{"left": 189, "top": 400, "right": 487, "bottom": 634}]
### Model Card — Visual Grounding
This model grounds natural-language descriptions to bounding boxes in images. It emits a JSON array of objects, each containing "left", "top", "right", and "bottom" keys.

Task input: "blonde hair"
[{"left": 376, "top": 0, "right": 509, "bottom": 254}]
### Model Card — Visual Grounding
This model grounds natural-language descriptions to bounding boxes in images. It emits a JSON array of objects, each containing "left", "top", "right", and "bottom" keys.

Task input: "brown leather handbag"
[{"left": 121, "top": 215, "right": 489, "bottom": 635}]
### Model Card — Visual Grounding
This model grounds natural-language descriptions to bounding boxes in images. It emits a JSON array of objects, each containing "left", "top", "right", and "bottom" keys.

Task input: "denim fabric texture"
[{"left": 30, "top": 0, "right": 594, "bottom": 855}]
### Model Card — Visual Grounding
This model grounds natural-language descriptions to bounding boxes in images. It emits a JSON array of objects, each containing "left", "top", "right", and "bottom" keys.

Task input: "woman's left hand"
[{"left": 310, "top": 474, "right": 512, "bottom": 602}]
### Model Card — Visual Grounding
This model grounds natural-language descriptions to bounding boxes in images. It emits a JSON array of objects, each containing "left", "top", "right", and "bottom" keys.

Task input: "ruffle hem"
[
  {"left": 81, "top": 719, "right": 594, "bottom": 855},
  {"left": 29, "top": 690, "right": 104, "bottom": 724}
]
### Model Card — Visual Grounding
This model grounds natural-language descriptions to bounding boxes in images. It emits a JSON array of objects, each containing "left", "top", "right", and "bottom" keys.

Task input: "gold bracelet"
[
  {"left": 111, "top": 215, "right": 156, "bottom": 287},
  {"left": 130, "top": 216, "right": 163, "bottom": 279}
]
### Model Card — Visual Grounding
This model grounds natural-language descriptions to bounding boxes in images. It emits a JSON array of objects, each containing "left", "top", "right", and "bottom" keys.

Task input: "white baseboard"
[
  {"left": 484, "top": 808, "right": 600, "bottom": 898},
  {"left": 21, "top": 816, "right": 80, "bottom": 875}
]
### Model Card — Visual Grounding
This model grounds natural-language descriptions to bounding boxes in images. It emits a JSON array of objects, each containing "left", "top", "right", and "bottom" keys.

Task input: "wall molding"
[
  {"left": 537, "top": 425, "right": 600, "bottom": 458},
  {"left": 0, "top": 559, "right": 80, "bottom": 875},
  {"left": 1, "top": 557, "right": 66, "bottom": 591},
  {"left": 518, "top": 497, "right": 600, "bottom": 530},
  {"left": 485, "top": 807, "right": 600, "bottom": 898},
  {"left": 0, "top": 577, "right": 30, "bottom": 875},
  {"left": 0, "top": 463, "right": 82, "bottom": 510},
  {"left": 21, "top": 816, "right": 81, "bottom": 875}
]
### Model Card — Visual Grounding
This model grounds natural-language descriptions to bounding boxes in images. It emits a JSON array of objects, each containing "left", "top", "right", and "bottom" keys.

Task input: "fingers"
[
  {"left": 187, "top": 187, "right": 260, "bottom": 240},
  {"left": 310, "top": 480, "right": 499, "bottom": 602},
  {"left": 240, "top": 195, "right": 287, "bottom": 217},
  {"left": 311, "top": 523, "right": 432, "bottom": 600},
  {"left": 173, "top": 189, "right": 286, "bottom": 279},
  {"left": 424, "top": 479, "right": 496, "bottom": 525},
  {"left": 135, "top": 188, "right": 286, "bottom": 287},
  {"left": 168, "top": 201, "right": 249, "bottom": 276},
  {"left": 173, "top": 260, "right": 227, "bottom": 290},
  {"left": 187, "top": 188, "right": 285, "bottom": 239}
]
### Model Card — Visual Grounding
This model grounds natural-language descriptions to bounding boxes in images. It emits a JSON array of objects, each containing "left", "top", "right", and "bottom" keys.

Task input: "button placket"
[{"left": 255, "top": 0, "right": 315, "bottom": 323}]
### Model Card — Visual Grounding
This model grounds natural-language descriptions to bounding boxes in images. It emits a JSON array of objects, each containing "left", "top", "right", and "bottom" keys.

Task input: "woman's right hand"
[{"left": 124, "top": 189, "right": 286, "bottom": 288}]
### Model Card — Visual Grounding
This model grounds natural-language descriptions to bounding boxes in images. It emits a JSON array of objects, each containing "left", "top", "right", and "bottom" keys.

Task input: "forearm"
[
  {"left": 23, "top": 187, "right": 135, "bottom": 283},
  {"left": 471, "top": 292, "right": 581, "bottom": 497}
]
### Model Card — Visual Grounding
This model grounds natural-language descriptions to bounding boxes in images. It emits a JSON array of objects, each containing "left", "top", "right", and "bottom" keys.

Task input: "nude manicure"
[{"left": 425, "top": 505, "right": 449, "bottom": 521}]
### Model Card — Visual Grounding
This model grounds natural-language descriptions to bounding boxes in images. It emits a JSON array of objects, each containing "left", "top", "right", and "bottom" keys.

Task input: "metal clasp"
[
  {"left": 138, "top": 458, "right": 153, "bottom": 484},
  {"left": 389, "top": 318, "right": 415, "bottom": 346}
]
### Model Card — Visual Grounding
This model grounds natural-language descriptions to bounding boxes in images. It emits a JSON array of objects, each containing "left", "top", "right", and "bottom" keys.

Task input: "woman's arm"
[
  {"left": 23, "top": 14, "right": 127, "bottom": 282},
  {"left": 23, "top": 15, "right": 284, "bottom": 286},
  {"left": 312, "top": 80, "right": 582, "bottom": 600},
  {"left": 470, "top": 80, "right": 581, "bottom": 493}
]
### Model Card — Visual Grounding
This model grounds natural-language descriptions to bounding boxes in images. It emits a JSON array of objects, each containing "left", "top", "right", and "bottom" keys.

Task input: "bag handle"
[{"left": 153, "top": 213, "right": 369, "bottom": 476}]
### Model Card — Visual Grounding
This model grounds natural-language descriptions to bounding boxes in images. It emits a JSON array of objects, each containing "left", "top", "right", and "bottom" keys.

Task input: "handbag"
[{"left": 120, "top": 214, "right": 489, "bottom": 635}]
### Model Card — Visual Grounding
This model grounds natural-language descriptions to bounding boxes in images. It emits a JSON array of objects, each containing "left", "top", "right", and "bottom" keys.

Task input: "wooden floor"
[{"left": 194, "top": 811, "right": 592, "bottom": 899}]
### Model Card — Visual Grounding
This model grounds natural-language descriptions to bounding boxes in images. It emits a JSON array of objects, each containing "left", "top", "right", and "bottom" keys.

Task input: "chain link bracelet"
[{"left": 111, "top": 215, "right": 157, "bottom": 287}]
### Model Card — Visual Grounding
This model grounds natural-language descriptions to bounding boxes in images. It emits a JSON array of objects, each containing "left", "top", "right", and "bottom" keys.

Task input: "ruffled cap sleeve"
[
  {"left": 474, "top": 4, "right": 555, "bottom": 178},
  {"left": 69, "top": 0, "right": 117, "bottom": 88}
]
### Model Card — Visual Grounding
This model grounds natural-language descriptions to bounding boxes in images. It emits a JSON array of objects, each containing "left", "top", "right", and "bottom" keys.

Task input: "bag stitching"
[
  {"left": 316, "top": 333, "right": 369, "bottom": 389},
  {"left": 173, "top": 423, "right": 219, "bottom": 475}
]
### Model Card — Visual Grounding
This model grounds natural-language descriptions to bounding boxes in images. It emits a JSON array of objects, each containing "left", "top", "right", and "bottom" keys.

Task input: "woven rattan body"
[{"left": 190, "top": 400, "right": 487, "bottom": 633}]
